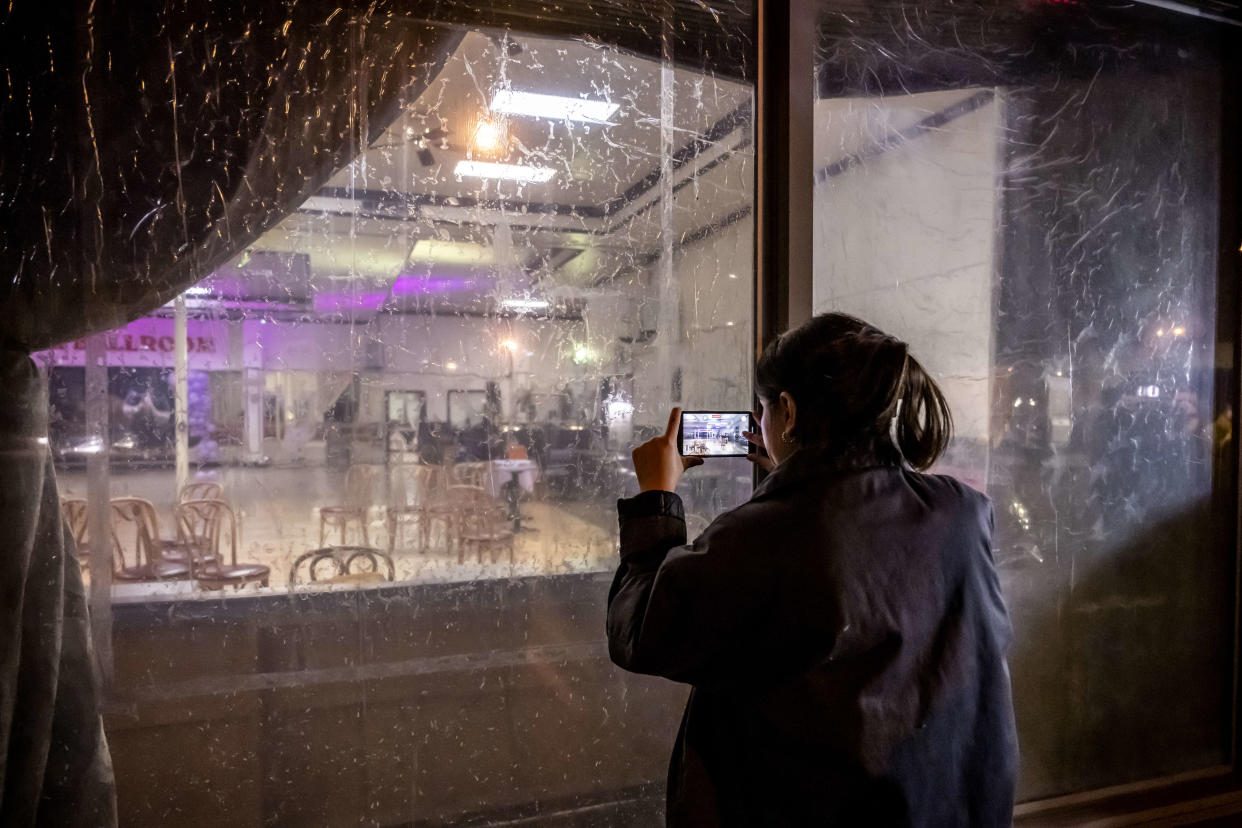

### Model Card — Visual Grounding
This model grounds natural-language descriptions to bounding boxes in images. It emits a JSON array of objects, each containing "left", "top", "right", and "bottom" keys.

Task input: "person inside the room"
[{"left": 607, "top": 312, "right": 1018, "bottom": 826}]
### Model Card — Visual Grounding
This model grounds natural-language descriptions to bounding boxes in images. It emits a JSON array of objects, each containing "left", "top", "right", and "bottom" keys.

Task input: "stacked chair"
[{"left": 174, "top": 498, "right": 270, "bottom": 590}]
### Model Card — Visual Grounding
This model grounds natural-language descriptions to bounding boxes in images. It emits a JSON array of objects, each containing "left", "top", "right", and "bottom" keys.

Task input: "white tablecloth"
[{"left": 486, "top": 459, "right": 540, "bottom": 498}]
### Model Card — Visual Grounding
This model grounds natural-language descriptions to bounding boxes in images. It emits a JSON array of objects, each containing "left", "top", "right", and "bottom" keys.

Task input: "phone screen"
[{"left": 679, "top": 411, "right": 752, "bottom": 457}]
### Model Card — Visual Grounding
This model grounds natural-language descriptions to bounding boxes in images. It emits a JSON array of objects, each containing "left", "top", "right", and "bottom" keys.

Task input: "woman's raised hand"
[
  {"left": 632, "top": 407, "right": 704, "bottom": 493},
  {"left": 742, "top": 424, "right": 775, "bottom": 472}
]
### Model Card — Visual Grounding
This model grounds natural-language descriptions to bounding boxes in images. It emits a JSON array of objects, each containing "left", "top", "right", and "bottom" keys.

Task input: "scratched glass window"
[
  {"left": 35, "top": 6, "right": 755, "bottom": 824},
  {"left": 44, "top": 31, "right": 756, "bottom": 592},
  {"left": 812, "top": 0, "right": 1236, "bottom": 800}
]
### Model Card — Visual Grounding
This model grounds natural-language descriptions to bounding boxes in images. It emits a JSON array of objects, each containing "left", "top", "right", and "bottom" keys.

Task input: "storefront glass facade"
[
  {"left": 49, "top": 26, "right": 755, "bottom": 593},
  {"left": 48, "top": 8, "right": 757, "bottom": 824},
  {"left": 812, "top": 0, "right": 1237, "bottom": 801},
  {"left": 22, "top": 0, "right": 1242, "bottom": 824}
]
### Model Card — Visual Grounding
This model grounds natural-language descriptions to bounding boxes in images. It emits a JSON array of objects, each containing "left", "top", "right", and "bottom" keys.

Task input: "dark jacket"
[{"left": 607, "top": 451, "right": 1018, "bottom": 827}]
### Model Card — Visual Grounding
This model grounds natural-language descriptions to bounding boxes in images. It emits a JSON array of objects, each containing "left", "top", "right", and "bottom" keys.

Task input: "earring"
[{"left": 781, "top": 431, "right": 793, "bottom": 445}]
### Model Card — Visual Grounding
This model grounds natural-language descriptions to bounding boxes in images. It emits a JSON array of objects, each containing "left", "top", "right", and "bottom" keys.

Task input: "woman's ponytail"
[{"left": 894, "top": 354, "right": 953, "bottom": 470}]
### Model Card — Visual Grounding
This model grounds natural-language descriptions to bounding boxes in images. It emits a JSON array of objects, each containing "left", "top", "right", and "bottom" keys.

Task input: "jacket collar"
[{"left": 751, "top": 446, "right": 901, "bottom": 502}]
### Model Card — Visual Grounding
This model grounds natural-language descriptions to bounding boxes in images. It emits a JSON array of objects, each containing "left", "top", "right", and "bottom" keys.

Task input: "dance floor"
[{"left": 58, "top": 464, "right": 621, "bottom": 598}]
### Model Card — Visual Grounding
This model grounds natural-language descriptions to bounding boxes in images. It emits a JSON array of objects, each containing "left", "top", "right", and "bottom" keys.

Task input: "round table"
[{"left": 488, "top": 459, "right": 540, "bottom": 531}]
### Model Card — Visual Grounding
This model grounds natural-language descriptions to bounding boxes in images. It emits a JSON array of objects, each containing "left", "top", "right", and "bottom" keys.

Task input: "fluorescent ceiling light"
[
  {"left": 453, "top": 160, "right": 555, "bottom": 183},
  {"left": 491, "top": 90, "right": 619, "bottom": 124},
  {"left": 300, "top": 195, "right": 361, "bottom": 214},
  {"left": 501, "top": 298, "right": 550, "bottom": 311},
  {"left": 409, "top": 240, "right": 493, "bottom": 265}
]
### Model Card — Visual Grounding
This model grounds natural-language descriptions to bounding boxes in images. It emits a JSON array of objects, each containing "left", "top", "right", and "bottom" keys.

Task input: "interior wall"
[
  {"left": 249, "top": 314, "right": 590, "bottom": 425},
  {"left": 812, "top": 89, "right": 1000, "bottom": 480},
  {"left": 677, "top": 218, "right": 754, "bottom": 413},
  {"left": 366, "top": 314, "right": 587, "bottom": 423},
  {"left": 620, "top": 207, "right": 755, "bottom": 429}
]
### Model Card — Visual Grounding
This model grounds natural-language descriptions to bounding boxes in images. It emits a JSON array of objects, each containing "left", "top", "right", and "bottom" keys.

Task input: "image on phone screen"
[{"left": 680, "top": 411, "right": 751, "bottom": 457}]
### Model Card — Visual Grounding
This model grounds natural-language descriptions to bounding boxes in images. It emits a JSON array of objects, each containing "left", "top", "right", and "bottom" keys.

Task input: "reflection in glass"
[{"left": 813, "top": 0, "right": 1235, "bottom": 800}]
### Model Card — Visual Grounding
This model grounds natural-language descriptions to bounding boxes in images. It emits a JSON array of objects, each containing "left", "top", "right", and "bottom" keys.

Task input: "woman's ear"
[{"left": 779, "top": 391, "right": 797, "bottom": 436}]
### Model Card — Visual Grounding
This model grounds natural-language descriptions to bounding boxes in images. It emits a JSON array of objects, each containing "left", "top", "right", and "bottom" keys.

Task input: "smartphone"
[{"left": 678, "top": 410, "right": 754, "bottom": 458}]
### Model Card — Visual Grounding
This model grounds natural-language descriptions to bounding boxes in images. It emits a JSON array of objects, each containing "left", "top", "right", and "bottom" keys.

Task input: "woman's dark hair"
[{"left": 755, "top": 313, "right": 952, "bottom": 470}]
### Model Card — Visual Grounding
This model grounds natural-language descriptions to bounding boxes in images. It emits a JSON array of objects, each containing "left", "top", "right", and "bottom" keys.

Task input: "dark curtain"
[{"left": 0, "top": 2, "right": 462, "bottom": 823}]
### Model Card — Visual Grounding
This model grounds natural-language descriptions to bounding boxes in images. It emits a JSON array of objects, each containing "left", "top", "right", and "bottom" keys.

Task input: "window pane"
[
  {"left": 42, "top": 9, "right": 754, "bottom": 823},
  {"left": 812, "top": 1, "right": 1235, "bottom": 799}
]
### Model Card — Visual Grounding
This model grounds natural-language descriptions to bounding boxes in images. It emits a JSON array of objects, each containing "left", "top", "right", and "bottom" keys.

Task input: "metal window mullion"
[
  {"left": 85, "top": 332, "right": 113, "bottom": 687},
  {"left": 755, "top": 0, "right": 815, "bottom": 359}
]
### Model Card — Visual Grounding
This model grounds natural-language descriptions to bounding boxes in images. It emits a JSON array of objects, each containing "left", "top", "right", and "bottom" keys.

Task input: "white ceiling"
[
  {"left": 211, "top": 31, "right": 755, "bottom": 309},
  {"left": 339, "top": 31, "right": 751, "bottom": 207}
]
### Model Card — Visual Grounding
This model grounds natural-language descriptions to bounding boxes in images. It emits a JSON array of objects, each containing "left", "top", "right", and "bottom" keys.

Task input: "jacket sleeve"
[
  {"left": 606, "top": 490, "right": 777, "bottom": 686},
  {"left": 979, "top": 496, "right": 1014, "bottom": 655}
]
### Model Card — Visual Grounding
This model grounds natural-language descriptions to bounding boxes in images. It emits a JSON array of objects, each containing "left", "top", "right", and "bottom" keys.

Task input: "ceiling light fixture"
[
  {"left": 471, "top": 117, "right": 508, "bottom": 155},
  {"left": 454, "top": 160, "right": 554, "bottom": 183},
  {"left": 490, "top": 89, "right": 619, "bottom": 123},
  {"left": 408, "top": 240, "right": 493, "bottom": 265},
  {"left": 500, "top": 298, "right": 550, "bottom": 312},
  {"left": 301, "top": 195, "right": 361, "bottom": 214}
]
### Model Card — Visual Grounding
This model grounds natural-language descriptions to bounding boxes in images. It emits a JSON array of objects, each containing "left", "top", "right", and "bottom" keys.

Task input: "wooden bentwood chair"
[
  {"left": 319, "top": 465, "right": 378, "bottom": 546},
  {"left": 457, "top": 501, "right": 516, "bottom": 566},
  {"left": 109, "top": 497, "right": 191, "bottom": 581},
  {"left": 419, "top": 484, "right": 487, "bottom": 556},
  {"left": 155, "top": 482, "right": 226, "bottom": 566},
  {"left": 452, "top": 461, "right": 493, "bottom": 489},
  {"left": 175, "top": 498, "right": 270, "bottom": 590},
  {"left": 288, "top": 546, "right": 396, "bottom": 587},
  {"left": 385, "top": 463, "right": 448, "bottom": 554},
  {"left": 179, "top": 481, "right": 223, "bottom": 503}
]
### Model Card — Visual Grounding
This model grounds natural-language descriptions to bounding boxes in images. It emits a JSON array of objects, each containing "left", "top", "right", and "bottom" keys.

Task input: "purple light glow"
[
  {"left": 392, "top": 275, "right": 479, "bottom": 295},
  {"left": 312, "top": 291, "right": 388, "bottom": 313},
  {"left": 189, "top": 298, "right": 300, "bottom": 312}
]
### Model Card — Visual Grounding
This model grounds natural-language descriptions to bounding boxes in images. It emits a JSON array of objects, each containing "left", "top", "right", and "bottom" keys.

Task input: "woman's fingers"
[
  {"left": 632, "top": 408, "right": 694, "bottom": 492},
  {"left": 742, "top": 430, "right": 772, "bottom": 469},
  {"left": 664, "top": 407, "right": 683, "bottom": 441}
]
